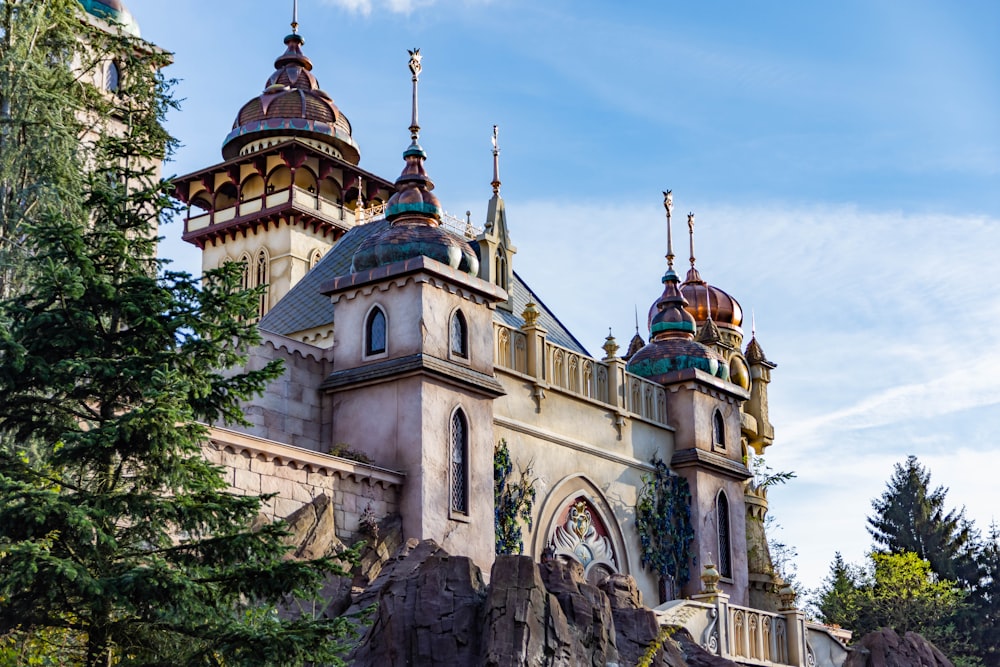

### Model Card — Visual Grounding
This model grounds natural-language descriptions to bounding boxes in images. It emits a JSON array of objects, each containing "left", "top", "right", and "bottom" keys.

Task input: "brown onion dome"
[
  {"left": 680, "top": 266, "right": 743, "bottom": 327},
  {"left": 628, "top": 268, "right": 728, "bottom": 383},
  {"left": 351, "top": 141, "right": 478, "bottom": 275},
  {"left": 222, "top": 31, "right": 360, "bottom": 163}
]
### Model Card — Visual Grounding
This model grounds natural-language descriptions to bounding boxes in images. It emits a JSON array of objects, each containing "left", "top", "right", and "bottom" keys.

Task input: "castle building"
[{"left": 152, "top": 6, "right": 848, "bottom": 664}]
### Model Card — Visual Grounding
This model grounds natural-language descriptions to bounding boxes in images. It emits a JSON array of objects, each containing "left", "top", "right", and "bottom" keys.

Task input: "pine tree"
[
  {"left": 0, "top": 4, "right": 356, "bottom": 665},
  {"left": 0, "top": 0, "right": 92, "bottom": 300},
  {"left": 972, "top": 523, "right": 1000, "bottom": 667},
  {"left": 815, "top": 552, "right": 863, "bottom": 629},
  {"left": 867, "top": 455, "right": 980, "bottom": 587}
]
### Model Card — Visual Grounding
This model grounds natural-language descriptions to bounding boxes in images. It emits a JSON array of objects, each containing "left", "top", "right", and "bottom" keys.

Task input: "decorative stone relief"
[{"left": 547, "top": 499, "right": 618, "bottom": 583}]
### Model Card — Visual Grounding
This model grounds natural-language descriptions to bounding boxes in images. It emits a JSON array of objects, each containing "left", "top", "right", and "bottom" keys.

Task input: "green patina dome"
[
  {"left": 627, "top": 267, "right": 728, "bottom": 383},
  {"left": 79, "top": 0, "right": 140, "bottom": 37}
]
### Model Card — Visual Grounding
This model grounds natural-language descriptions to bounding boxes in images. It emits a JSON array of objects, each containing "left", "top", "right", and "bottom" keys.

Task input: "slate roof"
[{"left": 259, "top": 219, "right": 590, "bottom": 356}]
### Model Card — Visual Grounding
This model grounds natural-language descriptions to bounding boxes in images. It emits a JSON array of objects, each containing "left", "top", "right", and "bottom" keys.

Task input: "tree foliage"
[
  {"left": 636, "top": 458, "right": 694, "bottom": 600},
  {"left": 867, "top": 455, "right": 979, "bottom": 587},
  {"left": 0, "top": 4, "right": 356, "bottom": 664},
  {"left": 815, "top": 552, "right": 968, "bottom": 658},
  {"left": 494, "top": 438, "right": 536, "bottom": 556}
]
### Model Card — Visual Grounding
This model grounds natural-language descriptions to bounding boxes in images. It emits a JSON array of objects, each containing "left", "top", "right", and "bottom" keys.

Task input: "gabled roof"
[{"left": 259, "top": 219, "right": 589, "bottom": 356}]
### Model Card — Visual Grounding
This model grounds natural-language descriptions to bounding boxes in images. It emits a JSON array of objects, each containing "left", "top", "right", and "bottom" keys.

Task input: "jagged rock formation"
[
  {"left": 845, "top": 628, "right": 954, "bottom": 667},
  {"left": 337, "top": 537, "right": 738, "bottom": 667}
]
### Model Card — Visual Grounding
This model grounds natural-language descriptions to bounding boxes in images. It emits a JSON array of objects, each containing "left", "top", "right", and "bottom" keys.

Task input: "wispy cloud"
[{"left": 319, "top": 0, "right": 488, "bottom": 16}]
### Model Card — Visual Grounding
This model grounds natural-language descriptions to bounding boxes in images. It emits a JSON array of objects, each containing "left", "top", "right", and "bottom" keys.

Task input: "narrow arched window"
[
  {"left": 495, "top": 251, "right": 508, "bottom": 291},
  {"left": 365, "top": 307, "right": 386, "bottom": 356},
  {"left": 239, "top": 253, "right": 252, "bottom": 291},
  {"left": 105, "top": 61, "right": 120, "bottom": 93},
  {"left": 450, "top": 409, "right": 469, "bottom": 514},
  {"left": 310, "top": 248, "right": 323, "bottom": 269},
  {"left": 450, "top": 310, "right": 468, "bottom": 358},
  {"left": 255, "top": 249, "right": 269, "bottom": 317},
  {"left": 717, "top": 491, "right": 732, "bottom": 579},
  {"left": 713, "top": 409, "right": 725, "bottom": 449}
]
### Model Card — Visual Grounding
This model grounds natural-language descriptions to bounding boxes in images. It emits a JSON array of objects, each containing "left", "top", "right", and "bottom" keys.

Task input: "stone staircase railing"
[{"left": 653, "top": 592, "right": 851, "bottom": 667}]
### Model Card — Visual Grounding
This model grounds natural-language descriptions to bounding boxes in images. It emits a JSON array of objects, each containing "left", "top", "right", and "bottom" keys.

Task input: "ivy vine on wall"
[
  {"left": 494, "top": 439, "right": 537, "bottom": 555},
  {"left": 636, "top": 458, "right": 695, "bottom": 597}
]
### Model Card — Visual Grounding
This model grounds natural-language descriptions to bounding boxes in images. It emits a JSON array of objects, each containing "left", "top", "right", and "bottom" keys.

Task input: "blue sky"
[{"left": 128, "top": 0, "right": 1000, "bottom": 595}]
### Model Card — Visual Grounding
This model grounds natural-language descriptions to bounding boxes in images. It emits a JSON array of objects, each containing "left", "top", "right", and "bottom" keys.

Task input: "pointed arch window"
[
  {"left": 255, "top": 249, "right": 269, "bottom": 317},
  {"left": 713, "top": 409, "right": 725, "bottom": 450},
  {"left": 365, "top": 306, "right": 387, "bottom": 357},
  {"left": 450, "top": 409, "right": 469, "bottom": 514},
  {"left": 495, "top": 251, "right": 508, "bottom": 292},
  {"left": 105, "top": 61, "right": 120, "bottom": 93},
  {"left": 239, "top": 252, "right": 252, "bottom": 292},
  {"left": 450, "top": 310, "right": 468, "bottom": 358},
  {"left": 717, "top": 491, "right": 732, "bottom": 579}
]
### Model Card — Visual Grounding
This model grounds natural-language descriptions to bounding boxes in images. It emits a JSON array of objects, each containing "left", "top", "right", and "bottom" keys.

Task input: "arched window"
[
  {"left": 239, "top": 252, "right": 252, "bottom": 291},
  {"left": 450, "top": 409, "right": 469, "bottom": 514},
  {"left": 255, "top": 249, "right": 269, "bottom": 316},
  {"left": 309, "top": 248, "right": 324, "bottom": 269},
  {"left": 495, "top": 251, "right": 508, "bottom": 291},
  {"left": 450, "top": 310, "right": 468, "bottom": 358},
  {"left": 713, "top": 409, "right": 725, "bottom": 449},
  {"left": 365, "top": 306, "right": 387, "bottom": 357},
  {"left": 717, "top": 491, "right": 732, "bottom": 579},
  {"left": 105, "top": 60, "right": 120, "bottom": 93}
]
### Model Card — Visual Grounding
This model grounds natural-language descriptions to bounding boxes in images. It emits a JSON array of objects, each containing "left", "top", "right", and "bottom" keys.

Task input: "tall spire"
[
  {"left": 291, "top": 0, "right": 299, "bottom": 34},
  {"left": 491, "top": 124, "right": 501, "bottom": 196},
  {"left": 688, "top": 212, "right": 696, "bottom": 271},
  {"left": 663, "top": 190, "right": 674, "bottom": 270},
  {"left": 408, "top": 48, "right": 422, "bottom": 146}
]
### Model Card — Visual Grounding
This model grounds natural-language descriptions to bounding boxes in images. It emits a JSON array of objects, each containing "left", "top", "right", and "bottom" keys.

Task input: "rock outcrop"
[
  {"left": 341, "top": 538, "right": 740, "bottom": 667},
  {"left": 845, "top": 628, "right": 954, "bottom": 667}
]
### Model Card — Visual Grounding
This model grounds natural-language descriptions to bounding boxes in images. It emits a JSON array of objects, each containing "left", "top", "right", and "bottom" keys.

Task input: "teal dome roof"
[
  {"left": 627, "top": 268, "right": 728, "bottom": 383},
  {"left": 79, "top": 0, "right": 140, "bottom": 37}
]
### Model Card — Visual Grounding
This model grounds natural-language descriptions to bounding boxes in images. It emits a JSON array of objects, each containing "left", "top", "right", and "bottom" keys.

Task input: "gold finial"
[
  {"left": 603, "top": 328, "right": 619, "bottom": 360},
  {"left": 356, "top": 178, "right": 365, "bottom": 221},
  {"left": 522, "top": 301, "right": 540, "bottom": 327},
  {"left": 408, "top": 48, "right": 422, "bottom": 144},
  {"left": 663, "top": 190, "right": 674, "bottom": 270},
  {"left": 491, "top": 124, "right": 501, "bottom": 196},
  {"left": 687, "top": 212, "right": 696, "bottom": 270},
  {"left": 291, "top": 0, "right": 299, "bottom": 34}
]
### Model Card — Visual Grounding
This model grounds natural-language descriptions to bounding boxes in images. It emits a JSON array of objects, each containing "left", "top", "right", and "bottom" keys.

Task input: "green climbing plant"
[
  {"left": 494, "top": 439, "right": 537, "bottom": 555},
  {"left": 636, "top": 458, "right": 695, "bottom": 599}
]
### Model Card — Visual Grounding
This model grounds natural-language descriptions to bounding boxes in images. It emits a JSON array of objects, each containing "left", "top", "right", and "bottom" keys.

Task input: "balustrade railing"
[
  {"left": 493, "top": 322, "right": 666, "bottom": 425},
  {"left": 728, "top": 604, "right": 789, "bottom": 664}
]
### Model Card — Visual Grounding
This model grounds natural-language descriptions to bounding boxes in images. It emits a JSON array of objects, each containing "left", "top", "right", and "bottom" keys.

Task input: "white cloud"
[{"left": 319, "top": 0, "right": 489, "bottom": 16}]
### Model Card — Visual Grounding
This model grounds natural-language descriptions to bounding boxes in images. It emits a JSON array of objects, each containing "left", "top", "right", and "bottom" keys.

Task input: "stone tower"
[{"left": 172, "top": 17, "right": 393, "bottom": 318}]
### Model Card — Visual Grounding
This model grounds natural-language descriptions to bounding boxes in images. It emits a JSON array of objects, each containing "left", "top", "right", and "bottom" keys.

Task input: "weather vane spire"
[
  {"left": 291, "top": 0, "right": 299, "bottom": 34},
  {"left": 663, "top": 190, "right": 674, "bottom": 270},
  {"left": 408, "top": 48, "right": 423, "bottom": 144},
  {"left": 491, "top": 124, "right": 501, "bottom": 195},
  {"left": 687, "top": 212, "right": 697, "bottom": 270}
]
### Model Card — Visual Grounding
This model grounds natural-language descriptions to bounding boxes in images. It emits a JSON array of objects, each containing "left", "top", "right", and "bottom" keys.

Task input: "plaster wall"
[
  {"left": 200, "top": 223, "right": 335, "bottom": 311},
  {"left": 664, "top": 378, "right": 744, "bottom": 458},
  {"left": 681, "top": 469, "right": 750, "bottom": 605},
  {"left": 330, "top": 273, "right": 496, "bottom": 375},
  {"left": 493, "top": 370, "right": 676, "bottom": 604}
]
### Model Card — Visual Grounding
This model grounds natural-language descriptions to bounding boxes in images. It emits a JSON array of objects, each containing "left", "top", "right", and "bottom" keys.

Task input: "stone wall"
[
  {"left": 236, "top": 333, "right": 333, "bottom": 452},
  {"left": 204, "top": 426, "right": 404, "bottom": 543}
]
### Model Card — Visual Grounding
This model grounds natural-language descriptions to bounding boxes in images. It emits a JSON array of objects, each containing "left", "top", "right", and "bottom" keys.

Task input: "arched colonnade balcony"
[{"left": 173, "top": 139, "right": 394, "bottom": 249}]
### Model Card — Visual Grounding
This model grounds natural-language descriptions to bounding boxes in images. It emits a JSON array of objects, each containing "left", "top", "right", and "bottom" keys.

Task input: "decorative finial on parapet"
[
  {"left": 603, "top": 328, "right": 619, "bottom": 360},
  {"left": 687, "top": 212, "right": 696, "bottom": 271},
  {"left": 663, "top": 190, "right": 674, "bottom": 270},
  {"left": 491, "top": 124, "right": 501, "bottom": 195},
  {"left": 291, "top": 0, "right": 299, "bottom": 34},
  {"left": 408, "top": 48, "right": 423, "bottom": 144},
  {"left": 522, "top": 301, "right": 540, "bottom": 327},
  {"left": 700, "top": 559, "right": 721, "bottom": 594}
]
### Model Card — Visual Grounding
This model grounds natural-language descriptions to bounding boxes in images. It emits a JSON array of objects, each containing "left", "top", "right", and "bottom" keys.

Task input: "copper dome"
[{"left": 222, "top": 32, "right": 360, "bottom": 163}]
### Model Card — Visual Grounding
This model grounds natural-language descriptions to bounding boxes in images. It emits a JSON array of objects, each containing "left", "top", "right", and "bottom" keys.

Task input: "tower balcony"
[{"left": 182, "top": 185, "right": 360, "bottom": 248}]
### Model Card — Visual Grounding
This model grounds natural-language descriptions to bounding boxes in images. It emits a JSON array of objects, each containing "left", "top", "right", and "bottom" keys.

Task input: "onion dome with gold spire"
[
  {"left": 221, "top": 7, "right": 359, "bottom": 163},
  {"left": 679, "top": 212, "right": 743, "bottom": 327},
  {"left": 627, "top": 192, "right": 727, "bottom": 383},
  {"left": 351, "top": 49, "right": 479, "bottom": 275}
]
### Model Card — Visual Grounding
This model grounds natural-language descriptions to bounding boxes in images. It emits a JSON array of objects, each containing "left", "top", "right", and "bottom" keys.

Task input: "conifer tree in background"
[
  {"left": 867, "top": 454, "right": 980, "bottom": 588},
  {"left": 0, "top": 3, "right": 356, "bottom": 665},
  {"left": 973, "top": 523, "right": 1000, "bottom": 667},
  {"left": 0, "top": 0, "right": 90, "bottom": 300}
]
